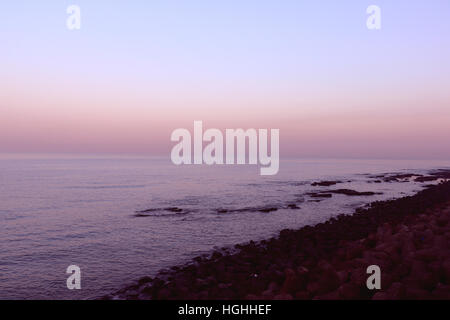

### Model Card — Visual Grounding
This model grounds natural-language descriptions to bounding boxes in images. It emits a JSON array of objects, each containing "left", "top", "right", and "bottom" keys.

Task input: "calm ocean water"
[{"left": 1, "top": 155, "right": 449, "bottom": 299}]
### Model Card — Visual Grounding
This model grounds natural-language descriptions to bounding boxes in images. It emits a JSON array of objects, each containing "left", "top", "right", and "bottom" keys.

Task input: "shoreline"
[{"left": 106, "top": 170, "right": 450, "bottom": 300}]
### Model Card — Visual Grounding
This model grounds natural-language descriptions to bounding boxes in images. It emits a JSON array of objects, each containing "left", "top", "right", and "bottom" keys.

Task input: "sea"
[{"left": 1, "top": 154, "right": 449, "bottom": 299}]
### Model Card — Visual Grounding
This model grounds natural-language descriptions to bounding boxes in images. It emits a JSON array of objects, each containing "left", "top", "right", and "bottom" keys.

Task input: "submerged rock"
[
  {"left": 327, "top": 189, "right": 382, "bottom": 196},
  {"left": 308, "top": 193, "right": 333, "bottom": 198},
  {"left": 415, "top": 176, "right": 438, "bottom": 183},
  {"left": 133, "top": 207, "right": 190, "bottom": 216},
  {"left": 311, "top": 180, "right": 343, "bottom": 187}
]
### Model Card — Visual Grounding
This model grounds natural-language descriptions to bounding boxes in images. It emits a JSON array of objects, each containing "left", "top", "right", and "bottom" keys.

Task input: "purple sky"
[{"left": 1, "top": 1, "right": 449, "bottom": 159}]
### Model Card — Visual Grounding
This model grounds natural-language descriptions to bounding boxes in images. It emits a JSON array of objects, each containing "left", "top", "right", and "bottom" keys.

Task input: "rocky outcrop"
[
  {"left": 108, "top": 179, "right": 450, "bottom": 300},
  {"left": 307, "top": 189, "right": 382, "bottom": 198},
  {"left": 311, "top": 181, "right": 343, "bottom": 187}
]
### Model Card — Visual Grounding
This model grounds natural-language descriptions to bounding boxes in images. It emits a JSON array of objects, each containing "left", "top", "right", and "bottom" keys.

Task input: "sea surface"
[{"left": 1, "top": 155, "right": 449, "bottom": 299}]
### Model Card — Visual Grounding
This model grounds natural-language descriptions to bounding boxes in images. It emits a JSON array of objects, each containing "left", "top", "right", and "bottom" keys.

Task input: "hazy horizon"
[{"left": 2, "top": 153, "right": 450, "bottom": 164}]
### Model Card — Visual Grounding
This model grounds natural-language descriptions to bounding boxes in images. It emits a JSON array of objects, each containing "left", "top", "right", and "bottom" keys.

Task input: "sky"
[{"left": 1, "top": 0, "right": 449, "bottom": 159}]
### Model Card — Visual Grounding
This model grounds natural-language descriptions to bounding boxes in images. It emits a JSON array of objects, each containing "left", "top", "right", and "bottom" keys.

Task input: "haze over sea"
[{"left": 1, "top": 154, "right": 449, "bottom": 299}]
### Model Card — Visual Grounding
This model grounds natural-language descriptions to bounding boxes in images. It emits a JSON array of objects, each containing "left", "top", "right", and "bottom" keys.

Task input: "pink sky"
[{"left": 2, "top": 73, "right": 449, "bottom": 159}]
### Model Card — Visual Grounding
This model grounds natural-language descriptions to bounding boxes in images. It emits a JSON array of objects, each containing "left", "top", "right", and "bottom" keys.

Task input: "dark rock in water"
[
  {"left": 409, "top": 169, "right": 450, "bottom": 183},
  {"left": 415, "top": 176, "right": 438, "bottom": 183},
  {"left": 216, "top": 206, "right": 278, "bottom": 214},
  {"left": 308, "top": 189, "right": 380, "bottom": 197},
  {"left": 380, "top": 173, "right": 427, "bottom": 183},
  {"left": 258, "top": 207, "right": 278, "bottom": 213},
  {"left": 308, "top": 193, "right": 332, "bottom": 198},
  {"left": 137, "top": 276, "right": 152, "bottom": 285},
  {"left": 133, "top": 213, "right": 152, "bottom": 217},
  {"left": 311, "top": 180, "right": 342, "bottom": 187},
  {"left": 136, "top": 208, "right": 159, "bottom": 213},
  {"left": 327, "top": 189, "right": 382, "bottom": 196},
  {"left": 134, "top": 206, "right": 189, "bottom": 216},
  {"left": 164, "top": 207, "right": 183, "bottom": 213},
  {"left": 287, "top": 204, "right": 300, "bottom": 209}
]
